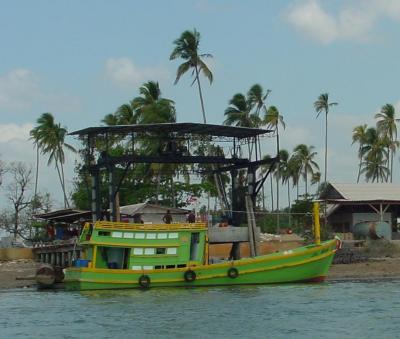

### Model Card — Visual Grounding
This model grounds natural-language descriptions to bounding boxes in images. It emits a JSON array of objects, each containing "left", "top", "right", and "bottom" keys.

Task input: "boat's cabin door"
[{"left": 190, "top": 232, "right": 200, "bottom": 261}]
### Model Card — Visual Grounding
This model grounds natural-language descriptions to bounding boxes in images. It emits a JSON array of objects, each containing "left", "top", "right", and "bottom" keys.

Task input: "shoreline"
[{"left": 2, "top": 258, "right": 400, "bottom": 290}]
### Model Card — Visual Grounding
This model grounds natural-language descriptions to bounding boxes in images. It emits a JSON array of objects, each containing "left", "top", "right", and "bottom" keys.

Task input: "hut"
[{"left": 321, "top": 183, "right": 400, "bottom": 239}]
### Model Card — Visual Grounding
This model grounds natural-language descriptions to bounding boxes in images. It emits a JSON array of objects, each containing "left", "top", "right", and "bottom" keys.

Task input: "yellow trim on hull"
[{"left": 65, "top": 247, "right": 335, "bottom": 285}]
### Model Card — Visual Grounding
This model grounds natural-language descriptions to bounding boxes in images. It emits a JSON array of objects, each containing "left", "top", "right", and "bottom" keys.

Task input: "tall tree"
[
  {"left": 6, "top": 162, "right": 32, "bottom": 241},
  {"left": 170, "top": 29, "right": 213, "bottom": 123},
  {"left": 224, "top": 93, "right": 261, "bottom": 158},
  {"left": 264, "top": 106, "right": 285, "bottom": 231},
  {"left": 288, "top": 154, "right": 301, "bottom": 200},
  {"left": 30, "top": 113, "right": 76, "bottom": 207},
  {"left": 352, "top": 124, "right": 368, "bottom": 183},
  {"left": 278, "top": 149, "right": 292, "bottom": 227},
  {"left": 247, "top": 84, "right": 271, "bottom": 117},
  {"left": 314, "top": 93, "right": 338, "bottom": 185},
  {"left": 293, "top": 144, "right": 319, "bottom": 196},
  {"left": 375, "top": 104, "right": 399, "bottom": 182},
  {"left": 361, "top": 127, "right": 389, "bottom": 182}
]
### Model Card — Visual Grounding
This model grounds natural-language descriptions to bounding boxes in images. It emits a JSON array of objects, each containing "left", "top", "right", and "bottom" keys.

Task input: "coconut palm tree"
[
  {"left": 278, "top": 149, "right": 292, "bottom": 226},
  {"left": 170, "top": 29, "right": 213, "bottom": 123},
  {"left": 247, "top": 84, "right": 271, "bottom": 117},
  {"left": 314, "top": 93, "right": 338, "bottom": 185},
  {"left": 224, "top": 93, "right": 261, "bottom": 158},
  {"left": 261, "top": 154, "right": 275, "bottom": 211},
  {"left": 288, "top": 154, "right": 302, "bottom": 200},
  {"left": 264, "top": 106, "right": 285, "bottom": 230},
  {"left": 361, "top": 127, "right": 389, "bottom": 182},
  {"left": 292, "top": 144, "right": 319, "bottom": 196},
  {"left": 375, "top": 104, "right": 399, "bottom": 182},
  {"left": 352, "top": 124, "right": 368, "bottom": 183},
  {"left": 30, "top": 113, "right": 76, "bottom": 207}
]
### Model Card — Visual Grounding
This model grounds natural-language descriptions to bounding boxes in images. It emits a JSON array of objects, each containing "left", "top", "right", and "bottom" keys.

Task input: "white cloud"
[
  {"left": 0, "top": 69, "right": 82, "bottom": 116},
  {"left": 0, "top": 123, "right": 33, "bottom": 143},
  {"left": 105, "top": 57, "right": 170, "bottom": 88},
  {"left": 0, "top": 69, "right": 40, "bottom": 110},
  {"left": 285, "top": 0, "right": 400, "bottom": 44},
  {"left": 0, "top": 122, "right": 78, "bottom": 208}
]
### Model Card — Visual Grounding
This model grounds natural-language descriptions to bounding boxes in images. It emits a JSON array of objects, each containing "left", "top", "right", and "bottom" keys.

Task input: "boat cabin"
[{"left": 79, "top": 221, "right": 208, "bottom": 271}]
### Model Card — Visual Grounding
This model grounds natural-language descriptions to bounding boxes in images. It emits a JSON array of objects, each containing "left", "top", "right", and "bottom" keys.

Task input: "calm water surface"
[{"left": 1, "top": 280, "right": 400, "bottom": 339}]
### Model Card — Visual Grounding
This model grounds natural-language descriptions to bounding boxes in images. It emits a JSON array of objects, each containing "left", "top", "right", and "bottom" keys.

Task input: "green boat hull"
[{"left": 64, "top": 239, "right": 338, "bottom": 291}]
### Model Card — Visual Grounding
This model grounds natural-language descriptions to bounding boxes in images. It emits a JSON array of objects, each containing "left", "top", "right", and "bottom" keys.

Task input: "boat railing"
[{"left": 92, "top": 221, "right": 208, "bottom": 231}]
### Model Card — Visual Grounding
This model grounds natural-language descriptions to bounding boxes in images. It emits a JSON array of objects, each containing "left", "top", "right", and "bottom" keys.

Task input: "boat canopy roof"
[{"left": 69, "top": 122, "right": 272, "bottom": 139}]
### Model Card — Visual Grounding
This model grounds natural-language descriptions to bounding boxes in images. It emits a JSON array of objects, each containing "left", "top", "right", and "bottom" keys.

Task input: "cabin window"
[
  {"left": 177, "top": 264, "right": 186, "bottom": 268},
  {"left": 144, "top": 248, "right": 155, "bottom": 255},
  {"left": 131, "top": 265, "right": 141, "bottom": 270},
  {"left": 135, "top": 233, "right": 145, "bottom": 239},
  {"left": 168, "top": 233, "right": 178, "bottom": 239},
  {"left": 133, "top": 248, "right": 144, "bottom": 255},
  {"left": 146, "top": 233, "right": 156, "bottom": 239},
  {"left": 166, "top": 265, "right": 175, "bottom": 269},
  {"left": 98, "top": 231, "right": 111, "bottom": 236},
  {"left": 143, "top": 266, "right": 153, "bottom": 270},
  {"left": 157, "top": 233, "right": 168, "bottom": 239},
  {"left": 155, "top": 265, "right": 164, "bottom": 269},
  {"left": 156, "top": 248, "right": 166, "bottom": 255},
  {"left": 112, "top": 232, "right": 123, "bottom": 238},
  {"left": 123, "top": 233, "right": 134, "bottom": 239},
  {"left": 166, "top": 248, "right": 177, "bottom": 255}
]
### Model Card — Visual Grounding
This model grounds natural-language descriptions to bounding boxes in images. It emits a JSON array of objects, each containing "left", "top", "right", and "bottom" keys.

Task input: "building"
[
  {"left": 321, "top": 183, "right": 400, "bottom": 237},
  {"left": 120, "top": 203, "right": 189, "bottom": 224}
]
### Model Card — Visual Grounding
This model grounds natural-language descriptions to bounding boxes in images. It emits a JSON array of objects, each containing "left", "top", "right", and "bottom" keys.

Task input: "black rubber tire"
[
  {"left": 138, "top": 275, "right": 151, "bottom": 288},
  {"left": 184, "top": 270, "right": 196, "bottom": 282},
  {"left": 227, "top": 267, "right": 239, "bottom": 279}
]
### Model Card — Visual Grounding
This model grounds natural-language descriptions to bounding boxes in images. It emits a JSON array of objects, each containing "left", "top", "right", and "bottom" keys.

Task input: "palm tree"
[
  {"left": 264, "top": 106, "right": 285, "bottom": 231},
  {"left": 361, "top": 127, "right": 389, "bottom": 182},
  {"left": 292, "top": 144, "right": 319, "bottom": 196},
  {"left": 247, "top": 84, "right": 271, "bottom": 117},
  {"left": 30, "top": 113, "right": 76, "bottom": 207},
  {"left": 224, "top": 93, "right": 261, "bottom": 158},
  {"left": 314, "top": 93, "right": 338, "bottom": 185},
  {"left": 247, "top": 84, "right": 271, "bottom": 206},
  {"left": 170, "top": 29, "right": 213, "bottom": 123},
  {"left": 29, "top": 130, "right": 41, "bottom": 206},
  {"left": 278, "top": 149, "right": 291, "bottom": 226},
  {"left": 375, "top": 104, "right": 399, "bottom": 182},
  {"left": 288, "top": 155, "right": 302, "bottom": 200},
  {"left": 352, "top": 124, "right": 368, "bottom": 183},
  {"left": 261, "top": 154, "right": 275, "bottom": 211}
]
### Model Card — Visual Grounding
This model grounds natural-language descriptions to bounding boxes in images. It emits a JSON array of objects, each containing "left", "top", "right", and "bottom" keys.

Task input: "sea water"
[{"left": 1, "top": 280, "right": 400, "bottom": 339}]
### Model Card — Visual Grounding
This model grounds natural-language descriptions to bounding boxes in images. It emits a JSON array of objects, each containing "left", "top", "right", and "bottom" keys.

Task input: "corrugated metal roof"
[
  {"left": 119, "top": 202, "right": 188, "bottom": 216},
  {"left": 324, "top": 183, "right": 400, "bottom": 202}
]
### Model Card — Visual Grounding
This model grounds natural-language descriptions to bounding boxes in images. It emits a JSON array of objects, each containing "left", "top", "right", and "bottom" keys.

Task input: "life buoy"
[
  {"left": 184, "top": 270, "right": 196, "bottom": 282},
  {"left": 227, "top": 267, "right": 239, "bottom": 279},
  {"left": 138, "top": 275, "right": 151, "bottom": 288}
]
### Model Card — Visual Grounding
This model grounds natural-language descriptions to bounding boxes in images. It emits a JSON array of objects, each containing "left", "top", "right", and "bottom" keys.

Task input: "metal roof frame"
[{"left": 69, "top": 122, "right": 272, "bottom": 139}]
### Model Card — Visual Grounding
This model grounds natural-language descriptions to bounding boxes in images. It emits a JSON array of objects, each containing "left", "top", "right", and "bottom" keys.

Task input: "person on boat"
[
  {"left": 133, "top": 213, "right": 144, "bottom": 224},
  {"left": 163, "top": 210, "right": 173, "bottom": 224},
  {"left": 187, "top": 210, "right": 196, "bottom": 223}
]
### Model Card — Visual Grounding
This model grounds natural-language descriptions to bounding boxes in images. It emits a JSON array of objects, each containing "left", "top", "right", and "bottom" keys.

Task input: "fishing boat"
[
  {"left": 64, "top": 203, "right": 339, "bottom": 291},
  {"left": 63, "top": 123, "right": 339, "bottom": 290}
]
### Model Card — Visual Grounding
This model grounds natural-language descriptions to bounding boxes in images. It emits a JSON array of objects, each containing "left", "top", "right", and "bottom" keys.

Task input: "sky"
[{"left": 1, "top": 0, "right": 400, "bottom": 209}]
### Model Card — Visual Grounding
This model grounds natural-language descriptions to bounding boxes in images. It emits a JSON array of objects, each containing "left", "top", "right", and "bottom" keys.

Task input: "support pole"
[{"left": 313, "top": 202, "right": 321, "bottom": 245}]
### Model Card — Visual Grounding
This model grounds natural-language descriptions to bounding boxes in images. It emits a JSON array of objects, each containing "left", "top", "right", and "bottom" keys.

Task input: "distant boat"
[{"left": 64, "top": 206, "right": 339, "bottom": 291}]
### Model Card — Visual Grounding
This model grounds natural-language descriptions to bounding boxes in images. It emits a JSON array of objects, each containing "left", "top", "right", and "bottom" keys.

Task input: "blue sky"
[{"left": 1, "top": 0, "right": 400, "bottom": 207}]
